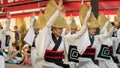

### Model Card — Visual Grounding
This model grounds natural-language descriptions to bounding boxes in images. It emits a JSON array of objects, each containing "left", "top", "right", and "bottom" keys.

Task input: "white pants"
[
  {"left": 0, "top": 55, "right": 5, "bottom": 68},
  {"left": 31, "top": 47, "right": 37, "bottom": 68},
  {"left": 99, "top": 59, "right": 118, "bottom": 68},
  {"left": 78, "top": 60, "right": 99, "bottom": 68},
  {"left": 69, "top": 62, "right": 77, "bottom": 68},
  {"left": 36, "top": 60, "right": 63, "bottom": 68}
]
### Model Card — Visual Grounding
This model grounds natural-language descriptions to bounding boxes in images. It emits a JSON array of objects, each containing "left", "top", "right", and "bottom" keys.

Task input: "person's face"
[
  {"left": 71, "top": 28, "right": 77, "bottom": 34},
  {"left": 14, "top": 27, "right": 17, "bottom": 30},
  {"left": 89, "top": 28, "right": 97, "bottom": 36},
  {"left": 65, "top": 26, "right": 71, "bottom": 34},
  {"left": 53, "top": 27, "right": 63, "bottom": 37}
]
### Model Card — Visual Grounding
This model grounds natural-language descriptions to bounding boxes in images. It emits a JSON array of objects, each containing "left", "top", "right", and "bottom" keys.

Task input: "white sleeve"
[
  {"left": 117, "top": 29, "right": 120, "bottom": 38},
  {"left": 46, "top": 10, "right": 60, "bottom": 28},
  {"left": 5, "top": 19, "right": 10, "bottom": 31},
  {"left": 99, "top": 27, "right": 115, "bottom": 40},
  {"left": 82, "top": 10, "right": 91, "bottom": 27},
  {"left": 30, "top": 17, "right": 35, "bottom": 28},
  {"left": 66, "top": 25, "right": 87, "bottom": 40},
  {"left": 100, "top": 21, "right": 109, "bottom": 34}
]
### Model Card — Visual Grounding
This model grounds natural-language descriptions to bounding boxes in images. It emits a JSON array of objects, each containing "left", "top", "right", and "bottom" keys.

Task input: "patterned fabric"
[
  {"left": 116, "top": 43, "right": 120, "bottom": 54},
  {"left": 68, "top": 45, "right": 80, "bottom": 63},
  {"left": 97, "top": 44, "right": 111, "bottom": 59}
]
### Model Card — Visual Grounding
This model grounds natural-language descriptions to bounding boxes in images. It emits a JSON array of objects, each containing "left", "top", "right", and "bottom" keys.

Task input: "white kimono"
[
  {"left": 24, "top": 17, "right": 35, "bottom": 46},
  {"left": 64, "top": 23, "right": 88, "bottom": 68},
  {"left": 77, "top": 30, "right": 99, "bottom": 68},
  {"left": 112, "top": 28, "right": 120, "bottom": 62},
  {"left": 0, "top": 19, "right": 10, "bottom": 68},
  {"left": 95, "top": 21, "right": 118, "bottom": 68},
  {"left": 36, "top": 10, "right": 68, "bottom": 68},
  {"left": 24, "top": 17, "right": 37, "bottom": 68}
]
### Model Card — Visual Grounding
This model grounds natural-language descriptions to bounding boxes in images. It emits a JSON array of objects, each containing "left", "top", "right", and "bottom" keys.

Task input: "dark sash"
[
  {"left": 0, "top": 40, "right": 1, "bottom": 48},
  {"left": 81, "top": 46, "right": 96, "bottom": 60},
  {"left": 32, "top": 32, "right": 39, "bottom": 47},
  {"left": 52, "top": 33, "right": 62, "bottom": 51},
  {"left": 44, "top": 33, "right": 65, "bottom": 67},
  {"left": 5, "top": 35, "right": 11, "bottom": 47},
  {"left": 97, "top": 44, "right": 111, "bottom": 59},
  {"left": 116, "top": 43, "right": 120, "bottom": 54},
  {"left": 89, "top": 35, "right": 94, "bottom": 46},
  {"left": 0, "top": 40, "right": 3, "bottom": 56}
]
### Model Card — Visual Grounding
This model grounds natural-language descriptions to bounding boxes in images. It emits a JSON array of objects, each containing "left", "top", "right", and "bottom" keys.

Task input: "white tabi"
[{"left": 36, "top": 10, "right": 68, "bottom": 68}]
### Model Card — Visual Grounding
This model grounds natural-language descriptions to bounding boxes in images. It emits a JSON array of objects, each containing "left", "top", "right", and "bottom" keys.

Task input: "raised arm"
[
  {"left": 100, "top": 21, "right": 109, "bottom": 34},
  {"left": 5, "top": 13, "right": 11, "bottom": 31},
  {"left": 99, "top": 27, "right": 115, "bottom": 40},
  {"left": 100, "top": 17, "right": 120, "bottom": 40},
  {"left": 46, "top": 0, "right": 64, "bottom": 28},
  {"left": 46, "top": 10, "right": 61, "bottom": 28},
  {"left": 82, "top": 2, "right": 92, "bottom": 27},
  {"left": 100, "top": 16, "right": 110, "bottom": 34},
  {"left": 67, "top": 3, "right": 92, "bottom": 40},
  {"left": 29, "top": 13, "right": 36, "bottom": 28},
  {"left": 30, "top": 17, "right": 35, "bottom": 28}
]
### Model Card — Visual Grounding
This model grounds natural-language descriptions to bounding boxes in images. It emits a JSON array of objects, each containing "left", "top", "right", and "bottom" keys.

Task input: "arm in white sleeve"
[
  {"left": 30, "top": 17, "right": 35, "bottom": 28},
  {"left": 67, "top": 10, "right": 91, "bottom": 40},
  {"left": 68, "top": 25, "right": 87, "bottom": 40},
  {"left": 100, "top": 21, "right": 109, "bottom": 34},
  {"left": 82, "top": 10, "right": 91, "bottom": 27},
  {"left": 46, "top": 10, "right": 60, "bottom": 28},
  {"left": 100, "top": 27, "right": 115, "bottom": 40},
  {"left": 117, "top": 28, "right": 120, "bottom": 38},
  {"left": 5, "top": 19, "right": 10, "bottom": 31}
]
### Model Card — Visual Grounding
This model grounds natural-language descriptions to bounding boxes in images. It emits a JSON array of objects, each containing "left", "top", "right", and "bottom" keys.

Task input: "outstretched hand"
[
  {"left": 58, "top": 0, "right": 64, "bottom": 12},
  {"left": 86, "top": 2, "right": 92, "bottom": 10},
  {"left": 31, "top": 12, "right": 35, "bottom": 18},
  {"left": 6, "top": 12, "right": 11, "bottom": 19}
]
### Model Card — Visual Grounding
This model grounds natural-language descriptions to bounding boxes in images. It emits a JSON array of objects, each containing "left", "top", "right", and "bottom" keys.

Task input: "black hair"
[
  {"left": 14, "top": 26, "right": 18, "bottom": 28},
  {"left": 15, "top": 45, "right": 20, "bottom": 51},
  {"left": 95, "top": 28, "right": 100, "bottom": 35},
  {"left": 111, "top": 22, "right": 115, "bottom": 26}
]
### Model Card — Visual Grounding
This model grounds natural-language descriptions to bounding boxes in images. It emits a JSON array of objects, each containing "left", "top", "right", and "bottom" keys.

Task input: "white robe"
[
  {"left": 0, "top": 19, "right": 10, "bottom": 68},
  {"left": 24, "top": 17, "right": 37, "bottom": 68},
  {"left": 64, "top": 23, "right": 88, "bottom": 68},
  {"left": 93, "top": 23, "right": 118, "bottom": 68},
  {"left": 0, "top": 55, "right": 5, "bottom": 68},
  {"left": 24, "top": 18, "right": 35, "bottom": 46},
  {"left": 77, "top": 30, "right": 99, "bottom": 68},
  {"left": 36, "top": 10, "right": 67, "bottom": 68},
  {"left": 112, "top": 28, "right": 120, "bottom": 62}
]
